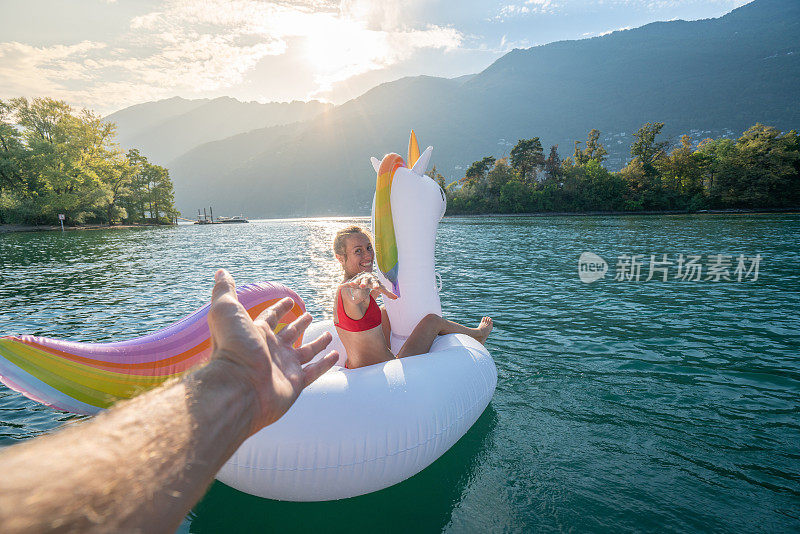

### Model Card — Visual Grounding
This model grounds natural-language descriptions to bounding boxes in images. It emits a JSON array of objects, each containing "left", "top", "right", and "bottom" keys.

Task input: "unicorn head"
[{"left": 371, "top": 131, "right": 447, "bottom": 351}]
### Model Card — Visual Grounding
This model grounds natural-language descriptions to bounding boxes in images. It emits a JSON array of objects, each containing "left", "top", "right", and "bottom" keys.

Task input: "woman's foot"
[{"left": 474, "top": 317, "right": 493, "bottom": 344}]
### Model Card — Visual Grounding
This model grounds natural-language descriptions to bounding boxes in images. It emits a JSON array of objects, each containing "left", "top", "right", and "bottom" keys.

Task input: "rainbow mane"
[
  {"left": 373, "top": 131, "right": 429, "bottom": 296},
  {"left": 0, "top": 282, "right": 304, "bottom": 414},
  {"left": 374, "top": 153, "right": 405, "bottom": 295}
]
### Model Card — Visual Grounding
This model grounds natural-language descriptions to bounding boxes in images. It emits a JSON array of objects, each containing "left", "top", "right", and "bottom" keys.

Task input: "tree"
[
  {"left": 657, "top": 134, "right": 706, "bottom": 209},
  {"left": 0, "top": 97, "right": 178, "bottom": 225},
  {"left": 100, "top": 156, "right": 134, "bottom": 224},
  {"left": 366, "top": 122, "right": 798, "bottom": 216},
  {"left": 0, "top": 100, "right": 26, "bottom": 195},
  {"left": 729, "top": 124, "right": 800, "bottom": 207},
  {"left": 544, "top": 145, "right": 561, "bottom": 183},
  {"left": 569, "top": 130, "right": 608, "bottom": 168},
  {"left": 462, "top": 156, "right": 495, "bottom": 187},
  {"left": 630, "top": 122, "right": 669, "bottom": 176},
  {"left": 12, "top": 97, "right": 72, "bottom": 145},
  {"left": 141, "top": 162, "right": 177, "bottom": 222},
  {"left": 487, "top": 158, "right": 514, "bottom": 195},
  {"left": 572, "top": 140, "right": 586, "bottom": 166},
  {"left": 429, "top": 165, "right": 447, "bottom": 191},
  {"left": 499, "top": 180, "right": 532, "bottom": 213},
  {"left": 9, "top": 98, "right": 109, "bottom": 224},
  {"left": 584, "top": 129, "right": 608, "bottom": 164},
  {"left": 560, "top": 159, "right": 627, "bottom": 211},
  {"left": 510, "top": 138, "right": 544, "bottom": 184},
  {"left": 121, "top": 148, "right": 148, "bottom": 222}
]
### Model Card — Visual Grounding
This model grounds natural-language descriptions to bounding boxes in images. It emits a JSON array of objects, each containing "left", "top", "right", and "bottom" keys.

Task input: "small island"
[
  {"left": 0, "top": 97, "right": 178, "bottom": 230},
  {"left": 441, "top": 122, "right": 800, "bottom": 215}
]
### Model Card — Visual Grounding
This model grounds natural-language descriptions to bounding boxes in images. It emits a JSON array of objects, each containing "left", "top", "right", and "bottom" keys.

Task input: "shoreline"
[
  {"left": 3, "top": 208, "right": 798, "bottom": 233},
  {"left": 443, "top": 207, "right": 800, "bottom": 218},
  {"left": 0, "top": 223, "right": 166, "bottom": 234}
]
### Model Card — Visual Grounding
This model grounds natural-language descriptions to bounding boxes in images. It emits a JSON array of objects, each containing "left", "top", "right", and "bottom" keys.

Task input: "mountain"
[
  {"left": 168, "top": 0, "right": 799, "bottom": 218},
  {"left": 105, "top": 96, "right": 206, "bottom": 143},
  {"left": 105, "top": 97, "right": 332, "bottom": 165}
]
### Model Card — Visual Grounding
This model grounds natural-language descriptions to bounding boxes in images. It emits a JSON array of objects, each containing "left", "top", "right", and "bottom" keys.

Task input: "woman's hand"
[{"left": 343, "top": 272, "right": 398, "bottom": 301}]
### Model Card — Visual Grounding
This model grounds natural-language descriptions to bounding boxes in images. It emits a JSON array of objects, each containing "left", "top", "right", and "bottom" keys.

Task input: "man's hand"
[
  {"left": 208, "top": 269, "right": 338, "bottom": 434},
  {"left": 343, "top": 272, "right": 398, "bottom": 301},
  {"left": 0, "top": 269, "right": 339, "bottom": 534}
]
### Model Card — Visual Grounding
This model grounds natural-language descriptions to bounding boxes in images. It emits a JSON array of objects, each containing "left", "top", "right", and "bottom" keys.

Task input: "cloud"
[
  {"left": 0, "top": 41, "right": 107, "bottom": 95},
  {"left": 0, "top": 0, "right": 463, "bottom": 113},
  {"left": 339, "top": 0, "right": 425, "bottom": 31},
  {"left": 495, "top": 0, "right": 561, "bottom": 21}
]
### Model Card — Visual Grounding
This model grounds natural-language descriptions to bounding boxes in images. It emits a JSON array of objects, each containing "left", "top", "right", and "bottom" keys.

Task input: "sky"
[{"left": 0, "top": 0, "right": 751, "bottom": 115}]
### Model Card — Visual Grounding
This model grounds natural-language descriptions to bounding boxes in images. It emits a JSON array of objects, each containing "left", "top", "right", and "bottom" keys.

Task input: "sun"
[{"left": 303, "top": 17, "right": 387, "bottom": 80}]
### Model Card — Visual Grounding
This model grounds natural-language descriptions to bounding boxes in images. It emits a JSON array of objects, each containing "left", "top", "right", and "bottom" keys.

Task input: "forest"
[
  {"left": 441, "top": 123, "right": 800, "bottom": 214},
  {"left": 0, "top": 98, "right": 177, "bottom": 226},
  {"left": 3, "top": 96, "right": 796, "bottom": 224}
]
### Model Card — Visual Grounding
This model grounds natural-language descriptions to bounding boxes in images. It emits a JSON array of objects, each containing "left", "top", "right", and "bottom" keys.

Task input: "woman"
[{"left": 332, "top": 225, "right": 492, "bottom": 369}]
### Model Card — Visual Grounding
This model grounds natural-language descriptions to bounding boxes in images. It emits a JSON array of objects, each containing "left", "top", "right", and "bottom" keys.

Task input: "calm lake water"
[{"left": 1, "top": 214, "right": 799, "bottom": 532}]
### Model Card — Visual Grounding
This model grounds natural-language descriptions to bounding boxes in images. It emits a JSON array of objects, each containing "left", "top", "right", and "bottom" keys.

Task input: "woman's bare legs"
[
  {"left": 380, "top": 306, "right": 391, "bottom": 347},
  {"left": 396, "top": 314, "right": 492, "bottom": 358}
]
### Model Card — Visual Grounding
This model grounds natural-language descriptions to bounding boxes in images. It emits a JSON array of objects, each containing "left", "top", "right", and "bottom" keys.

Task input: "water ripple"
[{"left": 1, "top": 214, "right": 799, "bottom": 532}]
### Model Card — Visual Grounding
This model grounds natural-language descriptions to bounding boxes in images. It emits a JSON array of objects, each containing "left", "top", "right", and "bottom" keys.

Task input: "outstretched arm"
[
  {"left": 0, "top": 269, "right": 338, "bottom": 533},
  {"left": 341, "top": 272, "right": 398, "bottom": 303}
]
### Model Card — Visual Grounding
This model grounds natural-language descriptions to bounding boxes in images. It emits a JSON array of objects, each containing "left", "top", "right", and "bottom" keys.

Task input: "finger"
[
  {"left": 302, "top": 351, "right": 339, "bottom": 388},
  {"left": 255, "top": 297, "right": 295, "bottom": 330},
  {"left": 209, "top": 270, "right": 245, "bottom": 332},
  {"left": 211, "top": 269, "right": 236, "bottom": 302},
  {"left": 382, "top": 287, "right": 399, "bottom": 299},
  {"left": 295, "top": 331, "right": 333, "bottom": 365},
  {"left": 278, "top": 312, "right": 312, "bottom": 344}
]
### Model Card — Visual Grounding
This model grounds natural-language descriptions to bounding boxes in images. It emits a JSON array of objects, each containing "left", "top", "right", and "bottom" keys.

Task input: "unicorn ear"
[
  {"left": 411, "top": 146, "right": 433, "bottom": 176},
  {"left": 408, "top": 130, "right": 420, "bottom": 168},
  {"left": 370, "top": 157, "right": 380, "bottom": 173}
]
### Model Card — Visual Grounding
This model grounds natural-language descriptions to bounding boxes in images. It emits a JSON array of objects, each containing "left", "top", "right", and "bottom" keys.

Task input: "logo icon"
[{"left": 578, "top": 252, "right": 608, "bottom": 283}]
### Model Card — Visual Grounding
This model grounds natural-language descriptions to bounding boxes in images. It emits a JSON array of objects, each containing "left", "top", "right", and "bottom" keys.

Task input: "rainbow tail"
[{"left": 0, "top": 282, "right": 304, "bottom": 415}]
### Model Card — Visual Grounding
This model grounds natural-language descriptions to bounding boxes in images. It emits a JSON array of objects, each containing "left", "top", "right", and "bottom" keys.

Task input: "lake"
[{"left": 1, "top": 214, "right": 798, "bottom": 532}]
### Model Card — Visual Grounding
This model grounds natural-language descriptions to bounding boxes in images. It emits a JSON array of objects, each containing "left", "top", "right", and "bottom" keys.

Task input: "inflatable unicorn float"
[{"left": 0, "top": 131, "right": 497, "bottom": 501}]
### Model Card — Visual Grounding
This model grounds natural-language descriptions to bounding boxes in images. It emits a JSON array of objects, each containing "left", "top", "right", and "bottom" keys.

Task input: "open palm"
[{"left": 207, "top": 269, "right": 338, "bottom": 433}]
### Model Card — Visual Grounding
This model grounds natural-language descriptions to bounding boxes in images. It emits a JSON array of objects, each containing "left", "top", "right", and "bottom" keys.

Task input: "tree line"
[
  {"left": 0, "top": 97, "right": 178, "bottom": 226},
  {"left": 439, "top": 122, "right": 800, "bottom": 214}
]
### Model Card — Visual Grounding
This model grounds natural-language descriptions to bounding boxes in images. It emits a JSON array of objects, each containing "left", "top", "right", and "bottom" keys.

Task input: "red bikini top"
[{"left": 335, "top": 289, "right": 382, "bottom": 332}]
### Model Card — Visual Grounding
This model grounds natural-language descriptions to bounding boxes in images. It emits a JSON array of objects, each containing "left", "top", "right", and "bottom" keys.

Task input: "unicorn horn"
[{"left": 408, "top": 130, "right": 420, "bottom": 168}]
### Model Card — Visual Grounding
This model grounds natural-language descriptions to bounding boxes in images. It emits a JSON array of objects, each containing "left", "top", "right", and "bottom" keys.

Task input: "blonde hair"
[{"left": 333, "top": 225, "right": 372, "bottom": 257}]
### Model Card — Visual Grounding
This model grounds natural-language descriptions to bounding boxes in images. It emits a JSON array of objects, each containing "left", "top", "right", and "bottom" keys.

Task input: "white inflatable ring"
[
  {"left": 215, "top": 320, "right": 497, "bottom": 501},
  {"left": 217, "top": 133, "right": 497, "bottom": 501}
]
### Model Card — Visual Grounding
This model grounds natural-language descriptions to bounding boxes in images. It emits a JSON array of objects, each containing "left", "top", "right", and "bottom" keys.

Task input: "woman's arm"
[
  {"left": 338, "top": 273, "right": 398, "bottom": 320},
  {"left": 338, "top": 283, "right": 370, "bottom": 305}
]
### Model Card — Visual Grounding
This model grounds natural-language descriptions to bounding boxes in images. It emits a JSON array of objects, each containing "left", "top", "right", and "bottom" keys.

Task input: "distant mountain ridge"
[
  {"left": 112, "top": 0, "right": 799, "bottom": 217},
  {"left": 105, "top": 96, "right": 206, "bottom": 141},
  {"left": 105, "top": 96, "right": 332, "bottom": 165}
]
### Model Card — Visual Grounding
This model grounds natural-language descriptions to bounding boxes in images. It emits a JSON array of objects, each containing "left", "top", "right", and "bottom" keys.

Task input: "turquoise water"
[{"left": 1, "top": 214, "right": 799, "bottom": 532}]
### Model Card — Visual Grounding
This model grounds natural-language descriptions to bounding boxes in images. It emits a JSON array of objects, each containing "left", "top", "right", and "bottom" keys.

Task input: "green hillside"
[{"left": 168, "top": 0, "right": 799, "bottom": 217}]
